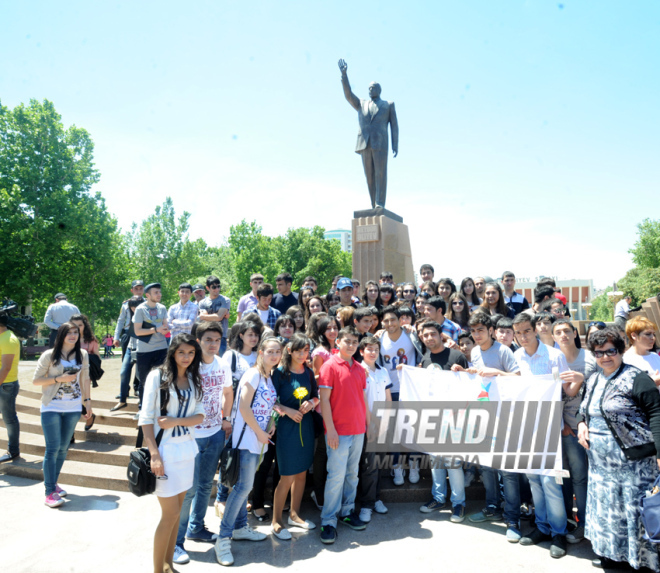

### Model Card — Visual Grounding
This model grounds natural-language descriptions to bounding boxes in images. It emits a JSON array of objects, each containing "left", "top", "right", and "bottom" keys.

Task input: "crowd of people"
[{"left": 2, "top": 266, "right": 660, "bottom": 572}]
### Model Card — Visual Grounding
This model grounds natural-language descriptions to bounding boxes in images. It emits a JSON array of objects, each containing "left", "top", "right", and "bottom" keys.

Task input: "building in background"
[
  {"left": 324, "top": 229, "right": 352, "bottom": 253},
  {"left": 516, "top": 278, "right": 594, "bottom": 321}
]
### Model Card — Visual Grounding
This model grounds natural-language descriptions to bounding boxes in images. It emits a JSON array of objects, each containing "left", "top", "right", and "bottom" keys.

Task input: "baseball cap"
[
  {"left": 192, "top": 284, "right": 205, "bottom": 292},
  {"left": 337, "top": 278, "right": 353, "bottom": 290},
  {"left": 54, "top": 293, "right": 67, "bottom": 300},
  {"left": 132, "top": 280, "right": 144, "bottom": 288},
  {"left": 144, "top": 283, "right": 161, "bottom": 293}
]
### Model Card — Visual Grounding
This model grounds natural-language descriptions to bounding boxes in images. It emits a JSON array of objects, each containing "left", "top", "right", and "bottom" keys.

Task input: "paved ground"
[
  {"left": 4, "top": 356, "right": 597, "bottom": 572},
  {"left": 1, "top": 472, "right": 597, "bottom": 573}
]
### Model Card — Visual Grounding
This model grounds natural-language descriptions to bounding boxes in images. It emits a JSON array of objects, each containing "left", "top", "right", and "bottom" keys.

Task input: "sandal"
[
  {"left": 251, "top": 509, "right": 270, "bottom": 522},
  {"left": 84, "top": 413, "right": 96, "bottom": 431}
]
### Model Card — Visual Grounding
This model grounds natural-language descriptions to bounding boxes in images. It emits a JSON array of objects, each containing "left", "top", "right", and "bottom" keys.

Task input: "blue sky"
[{"left": 2, "top": 1, "right": 658, "bottom": 288}]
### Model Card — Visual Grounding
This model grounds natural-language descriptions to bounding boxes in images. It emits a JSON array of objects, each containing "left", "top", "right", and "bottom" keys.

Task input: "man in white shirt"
[
  {"left": 614, "top": 295, "right": 632, "bottom": 330},
  {"left": 168, "top": 283, "right": 199, "bottom": 338},
  {"left": 175, "top": 322, "right": 233, "bottom": 565},
  {"left": 512, "top": 313, "right": 581, "bottom": 559},
  {"left": 44, "top": 293, "right": 80, "bottom": 347},
  {"left": 379, "top": 305, "right": 418, "bottom": 485}
]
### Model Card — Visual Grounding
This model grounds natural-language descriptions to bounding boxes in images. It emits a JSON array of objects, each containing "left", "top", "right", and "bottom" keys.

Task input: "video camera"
[{"left": 0, "top": 298, "right": 38, "bottom": 339}]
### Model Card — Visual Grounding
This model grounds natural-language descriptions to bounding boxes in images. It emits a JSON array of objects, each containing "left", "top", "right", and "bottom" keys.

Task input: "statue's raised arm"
[{"left": 338, "top": 59, "right": 360, "bottom": 111}]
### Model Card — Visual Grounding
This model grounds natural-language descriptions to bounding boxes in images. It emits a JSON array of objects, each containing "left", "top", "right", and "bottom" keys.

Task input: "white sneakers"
[
  {"left": 215, "top": 525, "right": 266, "bottom": 566},
  {"left": 409, "top": 459, "right": 420, "bottom": 484},
  {"left": 232, "top": 525, "right": 267, "bottom": 542},
  {"left": 392, "top": 466, "right": 405, "bottom": 486},
  {"left": 173, "top": 546, "right": 190, "bottom": 565},
  {"left": 215, "top": 538, "right": 234, "bottom": 566},
  {"left": 374, "top": 500, "right": 389, "bottom": 514},
  {"left": 359, "top": 508, "right": 373, "bottom": 523}
]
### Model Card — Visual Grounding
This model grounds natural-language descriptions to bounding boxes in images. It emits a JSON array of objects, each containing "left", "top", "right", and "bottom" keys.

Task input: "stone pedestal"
[{"left": 352, "top": 209, "right": 414, "bottom": 287}]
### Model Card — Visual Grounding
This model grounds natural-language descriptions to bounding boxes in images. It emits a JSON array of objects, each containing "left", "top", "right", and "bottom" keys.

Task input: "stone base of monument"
[{"left": 352, "top": 208, "right": 414, "bottom": 286}]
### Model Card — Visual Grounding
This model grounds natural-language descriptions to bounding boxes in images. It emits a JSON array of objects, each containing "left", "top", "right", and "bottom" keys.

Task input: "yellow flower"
[{"left": 293, "top": 387, "right": 309, "bottom": 400}]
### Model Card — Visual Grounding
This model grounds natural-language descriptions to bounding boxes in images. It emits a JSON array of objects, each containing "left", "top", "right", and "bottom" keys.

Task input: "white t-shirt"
[
  {"left": 257, "top": 309, "right": 269, "bottom": 324},
  {"left": 232, "top": 368, "right": 278, "bottom": 455},
  {"left": 380, "top": 330, "right": 416, "bottom": 394},
  {"left": 195, "top": 356, "right": 233, "bottom": 439},
  {"left": 222, "top": 350, "right": 257, "bottom": 383},
  {"left": 41, "top": 358, "right": 83, "bottom": 413},
  {"left": 624, "top": 349, "right": 660, "bottom": 377},
  {"left": 363, "top": 364, "right": 392, "bottom": 411}
]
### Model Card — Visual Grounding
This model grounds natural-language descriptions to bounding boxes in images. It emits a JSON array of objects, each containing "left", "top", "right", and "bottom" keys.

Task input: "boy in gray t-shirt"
[{"left": 132, "top": 283, "right": 170, "bottom": 408}]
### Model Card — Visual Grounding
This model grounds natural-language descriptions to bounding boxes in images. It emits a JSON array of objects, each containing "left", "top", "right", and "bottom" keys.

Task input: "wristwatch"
[{"left": 222, "top": 417, "right": 231, "bottom": 422}]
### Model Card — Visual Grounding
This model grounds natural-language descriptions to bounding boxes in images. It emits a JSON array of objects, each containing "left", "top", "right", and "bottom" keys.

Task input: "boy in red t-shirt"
[{"left": 318, "top": 326, "right": 370, "bottom": 544}]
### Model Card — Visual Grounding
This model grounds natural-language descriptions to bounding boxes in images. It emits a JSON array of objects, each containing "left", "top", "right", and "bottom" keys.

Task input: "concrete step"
[
  {"left": 0, "top": 452, "right": 130, "bottom": 492},
  {"left": 0, "top": 426, "right": 134, "bottom": 467},
  {"left": 0, "top": 411, "right": 139, "bottom": 446},
  {"left": 20, "top": 387, "right": 139, "bottom": 412},
  {"left": 15, "top": 393, "right": 139, "bottom": 428}
]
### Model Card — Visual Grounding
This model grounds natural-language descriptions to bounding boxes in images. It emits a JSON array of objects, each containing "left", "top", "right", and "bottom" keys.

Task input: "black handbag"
[
  {"left": 642, "top": 474, "right": 660, "bottom": 544},
  {"left": 127, "top": 388, "right": 167, "bottom": 497},
  {"left": 135, "top": 321, "right": 157, "bottom": 343},
  {"left": 88, "top": 353, "right": 104, "bottom": 381},
  {"left": 219, "top": 383, "right": 257, "bottom": 488}
]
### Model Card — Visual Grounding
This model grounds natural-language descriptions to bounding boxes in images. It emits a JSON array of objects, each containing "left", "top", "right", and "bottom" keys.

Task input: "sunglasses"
[
  {"left": 403, "top": 289, "right": 416, "bottom": 294},
  {"left": 452, "top": 301, "right": 465, "bottom": 306},
  {"left": 209, "top": 284, "right": 220, "bottom": 289},
  {"left": 593, "top": 348, "right": 619, "bottom": 358},
  {"left": 588, "top": 321, "right": 606, "bottom": 329}
]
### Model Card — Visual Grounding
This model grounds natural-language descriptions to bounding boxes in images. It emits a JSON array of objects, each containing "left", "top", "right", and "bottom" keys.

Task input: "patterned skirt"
[{"left": 586, "top": 425, "right": 659, "bottom": 570}]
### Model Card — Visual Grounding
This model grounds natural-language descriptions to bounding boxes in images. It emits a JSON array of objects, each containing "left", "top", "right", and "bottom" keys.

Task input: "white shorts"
[{"left": 155, "top": 434, "right": 198, "bottom": 498}]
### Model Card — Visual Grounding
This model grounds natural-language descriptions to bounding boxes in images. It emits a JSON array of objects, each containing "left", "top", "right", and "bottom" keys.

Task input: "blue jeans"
[
  {"left": 177, "top": 430, "right": 226, "bottom": 546},
  {"left": 321, "top": 433, "right": 364, "bottom": 528},
  {"left": 219, "top": 449, "right": 259, "bottom": 539},
  {"left": 430, "top": 455, "right": 465, "bottom": 507},
  {"left": 481, "top": 468, "right": 521, "bottom": 524},
  {"left": 219, "top": 337, "right": 227, "bottom": 358},
  {"left": 119, "top": 347, "right": 135, "bottom": 402},
  {"left": 41, "top": 410, "right": 80, "bottom": 495},
  {"left": 527, "top": 473, "right": 568, "bottom": 536},
  {"left": 0, "top": 381, "right": 20, "bottom": 456},
  {"left": 562, "top": 432, "right": 588, "bottom": 524}
]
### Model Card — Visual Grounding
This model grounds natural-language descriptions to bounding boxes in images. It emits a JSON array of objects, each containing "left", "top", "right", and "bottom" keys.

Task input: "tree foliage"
[
  {"left": 629, "top": 219, "right": 660, "bottom": 269},
  {"left": 0, "top": 99, "right": 125, "bottom": 324},
  {"left": 228, "top": 220, "right": 352, "bottom": 296},
  {"left": 618, "top": 267, "right": 660, "bottom": 307},
  {"left": 126, "top": 198, "right": 214, "bottom": 308},
  {"left": 588, "top": 288, "right": 613, "bottom": 322}
]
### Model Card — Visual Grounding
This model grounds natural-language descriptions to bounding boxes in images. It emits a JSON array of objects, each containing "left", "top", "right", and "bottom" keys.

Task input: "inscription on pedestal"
[{"left": 355, "top": 224, "right": 380, "bottom": 243}]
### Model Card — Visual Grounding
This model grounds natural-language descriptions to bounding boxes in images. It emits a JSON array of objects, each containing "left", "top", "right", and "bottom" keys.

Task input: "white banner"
[{"left": 387, "top": 366, "right": 565, "bottom": 476}]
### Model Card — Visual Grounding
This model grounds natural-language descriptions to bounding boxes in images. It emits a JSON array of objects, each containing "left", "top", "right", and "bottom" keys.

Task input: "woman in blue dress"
[{"left": 271, "top": 333, "right": 319, "bottom": 540}]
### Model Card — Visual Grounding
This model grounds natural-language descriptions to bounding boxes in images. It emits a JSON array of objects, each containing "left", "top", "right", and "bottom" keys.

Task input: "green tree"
[
  {"left": 629, "top": 218, "right": 660, "bottom": 269},
  {"left": 589, "top": 288, "right": 614, "bottom": 322},
  {"left": 0, "top": 99, "right": 124, "bottom": 325},
  {"left": 617, "top": 267, "right": 660, "bottom": 306},
  {"left": 273, "top": 226, "right": 352, "bottom": 293},
  {"left": 227, "top": 221, "right": 279, "bottom": 295},
  {"left": 126, "top": 198, "right": 213, "bottom": 308}
]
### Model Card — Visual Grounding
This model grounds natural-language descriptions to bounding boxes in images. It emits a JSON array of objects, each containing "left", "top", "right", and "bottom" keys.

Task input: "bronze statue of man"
[{"left": 339, "top": 59, "right": 398, "bottom": 209}]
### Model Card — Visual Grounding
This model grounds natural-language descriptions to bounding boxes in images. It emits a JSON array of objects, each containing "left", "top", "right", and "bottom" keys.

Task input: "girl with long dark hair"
[
  {"left": 286, "top": 305, "right": 306, "bottom": 333},
  {"left": 362, "top": 280, "right": 383, "bottom": 309},
  {"left": 271, "top": 334, "right": 319, "bottom": 539},
  {"left": 215, "top": 337, "right": 283, "bottom": 566},
  {"left": 481, "top": 282, "right": 514, "bottom": 318},
  {"left": 460, "top": 277, "right": 482, "bottom": 311},
  {"left": 33, "top": 322, "right": 94, "bottom": 508},
  {"left": 138, "top": 333, "right": 205, "bottom": 573}
]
